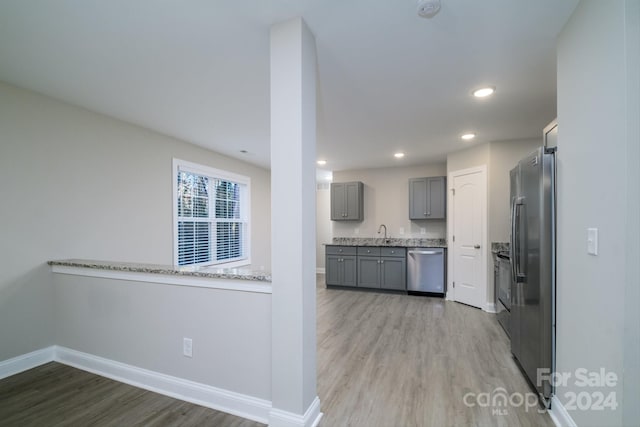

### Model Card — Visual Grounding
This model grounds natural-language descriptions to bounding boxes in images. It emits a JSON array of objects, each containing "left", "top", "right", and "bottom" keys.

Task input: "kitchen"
[
  {"left": 316, "top": 136, "right": 543, "bottom": 303},
  {"left": 315, "top": 120, "right": 556, "bottom": 422},
  {"left": 0, "top": 1, "right": 638, "bottom": 427}
]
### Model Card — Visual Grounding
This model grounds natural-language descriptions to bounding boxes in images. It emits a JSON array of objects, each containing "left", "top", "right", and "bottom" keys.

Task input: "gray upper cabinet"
[
  {"left": 331, "top": 182, "right": 364, "bottom": 221},
  {"left": 409, "top": 177, "right": 446, "bottom": 220}
]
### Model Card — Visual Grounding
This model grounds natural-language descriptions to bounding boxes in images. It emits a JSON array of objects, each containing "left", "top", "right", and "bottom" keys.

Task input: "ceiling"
[{"left": 0, "top": 0, "right": 578, "bottom": 171}]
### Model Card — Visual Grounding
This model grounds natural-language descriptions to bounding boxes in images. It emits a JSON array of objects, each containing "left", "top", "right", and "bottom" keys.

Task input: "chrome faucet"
[{"left": 377, "top": 224, "right": 388, "bottom": 240}]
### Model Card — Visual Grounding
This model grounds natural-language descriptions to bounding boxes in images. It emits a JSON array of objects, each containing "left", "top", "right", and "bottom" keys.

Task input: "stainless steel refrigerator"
[{"left": 509, "top": 143, "right": 556, "bottom": 407}]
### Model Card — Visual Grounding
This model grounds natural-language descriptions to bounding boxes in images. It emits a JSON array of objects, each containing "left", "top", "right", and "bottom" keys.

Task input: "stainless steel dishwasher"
[{"left": 407, "top": 248, "right": 446, "bottom": 295}]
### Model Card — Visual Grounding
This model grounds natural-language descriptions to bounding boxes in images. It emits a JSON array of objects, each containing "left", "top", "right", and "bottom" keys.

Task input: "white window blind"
[{"left": 174, "top": 161, "right": 249, "bottom": 267}]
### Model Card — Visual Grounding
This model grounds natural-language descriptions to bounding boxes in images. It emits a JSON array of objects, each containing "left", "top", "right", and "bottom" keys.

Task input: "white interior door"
[{"left": 450, "top": 166, "right": 486, "bottom": 309}]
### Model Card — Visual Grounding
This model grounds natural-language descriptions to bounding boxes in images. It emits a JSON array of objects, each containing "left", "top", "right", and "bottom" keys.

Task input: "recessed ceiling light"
[
  {"left": 317, "top": 160, "right": 327, "bottom": 166},
  {"left": 472, "top": 86, "right": 495, "bottom": 98},
  {"left": 394, "top": 152, "right": 405, "bottom": 158},
  {"left": 461, "top": 133, "right": 476, "bottom": 140}
]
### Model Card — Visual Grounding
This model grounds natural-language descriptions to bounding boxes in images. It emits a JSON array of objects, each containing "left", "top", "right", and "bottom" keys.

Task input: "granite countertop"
[
  {"left": 328, "top": 237, "right": 447, "bottom": 248},
  {"left": 48, "top": 259, "right": 271, "bottom": 282},
  {"left": 491, "top": 242, "right": 510, "bottom": 254}
]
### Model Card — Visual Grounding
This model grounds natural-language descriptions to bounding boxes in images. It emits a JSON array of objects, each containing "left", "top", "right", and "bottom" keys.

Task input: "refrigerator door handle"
[
  {"left": 510, "top": 199, "right": 518, "bottom": 282},
  {"left": 514, "top": 197, "right": 526, "bottom": 283}
]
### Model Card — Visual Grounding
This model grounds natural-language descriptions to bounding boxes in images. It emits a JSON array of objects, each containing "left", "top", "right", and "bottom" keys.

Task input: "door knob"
[{"left": 474, "top": 244, "right": 481, "bottom": 249}]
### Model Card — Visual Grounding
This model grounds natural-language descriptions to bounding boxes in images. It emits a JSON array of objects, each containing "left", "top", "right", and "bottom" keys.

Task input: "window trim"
[{"left": 172, "top": 158, "right": 251, "bottom": 268}]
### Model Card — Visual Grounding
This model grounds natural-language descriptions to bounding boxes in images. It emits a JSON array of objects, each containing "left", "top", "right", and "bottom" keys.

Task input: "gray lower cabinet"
[
  {"left": 409, "top": 176, "right": 446, "bottom": 220},
  {"left": 331, "top": 182, "right": 364, "bottom": 221},
  {"left": 356, "top": 247, "right": 406, "bottom": 290},
  {"left": 380, "top": 256, "right": 406, "bottom": 290},
  {"left": 325, "top": 246, "right": 357, "bottom": 287}
]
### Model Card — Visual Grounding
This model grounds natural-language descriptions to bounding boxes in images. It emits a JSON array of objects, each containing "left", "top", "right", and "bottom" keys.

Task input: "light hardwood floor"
[
  {"left": 0, "top": 276, "right": 554, "bottom": 427},
  {"left": 0, "top": 362, "right": 264, "bottom": 427},
  {"left": 317, "top": 276, "right": 555, "bottom": 427}
]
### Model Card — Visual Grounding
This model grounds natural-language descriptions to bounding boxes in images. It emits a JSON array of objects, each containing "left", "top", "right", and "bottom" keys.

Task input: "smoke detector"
[{"left": 417, "top": 0, "right": 441, "bottom": 18}]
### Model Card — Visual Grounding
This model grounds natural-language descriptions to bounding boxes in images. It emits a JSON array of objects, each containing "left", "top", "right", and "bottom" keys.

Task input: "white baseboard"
[
  {"left": 54, "top": 346, "right": 271, "bottom": 424},
  {"left": 1, "top": 347, "right": 330, "bottom": 427},
  {"left": 0, "top": 346, "right": 55, "bottom": 380},
  {"left": 269, "top": 396, "right": 323, "bottom": 427},
  {"left": 548, "top": 395, "right": 577, "bottom": 427},
  {"left": 484, "top": 302, "right": 497, "bottom": 313},
  {"left": 315, "top": 268, "right": 325, "bottom": 274}
]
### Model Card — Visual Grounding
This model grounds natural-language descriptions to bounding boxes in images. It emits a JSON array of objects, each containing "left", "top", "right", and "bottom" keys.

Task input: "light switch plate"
[{"left": 587, "top": 228, "right": 598, "bottom": 255}]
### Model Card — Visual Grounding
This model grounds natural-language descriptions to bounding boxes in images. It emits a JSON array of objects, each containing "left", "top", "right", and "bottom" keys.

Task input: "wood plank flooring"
[
  {"left": 0, "top": 275, "right": 554, "bottom": 426},
  {"left": 0, "top": 362, "right": 264, "bottom": 427},
  {"left": 317, "top": 278, "right": 555, "bottom": 427}
]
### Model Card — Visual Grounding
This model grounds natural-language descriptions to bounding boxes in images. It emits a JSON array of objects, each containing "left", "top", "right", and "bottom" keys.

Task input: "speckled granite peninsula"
[
  {"left": 48, "top": 259, "right": 271, "bottom": 282},
  {"left": 330, "top": 237, "right": 447, "bottom": 248},
  {"left": 491, "top": 242, "right": 510, "bottom": 254}
]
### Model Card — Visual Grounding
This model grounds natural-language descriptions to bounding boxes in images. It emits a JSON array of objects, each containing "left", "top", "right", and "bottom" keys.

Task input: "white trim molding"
[
  {"left": 0, "top": 346, "right": 55, "bottom": 380},
  {"left": 484, "top": 302, "right": 497, "bottom": 313},
  {"left": 54, "top": 346, "right": 271, "bottom": 424},
  {"left": 0, "top": 346, "right": 271, "bottom": 424},
  {"left": 269, "top": 396, "right": 323, "bottom": 427},
  {"left": 51, "top": 265, "right": 272, "bottom": 294},
  {"left": 548, "top": 395, "right": 577, "bottom": 427}
]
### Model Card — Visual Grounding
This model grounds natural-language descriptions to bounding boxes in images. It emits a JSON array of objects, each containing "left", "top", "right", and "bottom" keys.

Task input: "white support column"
[{"left": 269, "top": 17, "right": 321, "bottom": 427}]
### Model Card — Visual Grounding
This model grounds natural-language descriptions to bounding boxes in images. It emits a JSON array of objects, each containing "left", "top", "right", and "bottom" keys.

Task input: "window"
[{"left": 173, "top": 159, "right": 250, "bottom": 267}]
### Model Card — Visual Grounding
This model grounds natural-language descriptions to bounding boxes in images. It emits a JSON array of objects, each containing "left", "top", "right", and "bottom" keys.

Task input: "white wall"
[
  {"left": 0, "top": 81, "right": 271, "bottom": 361},
  {"left": 446, "top": 143, "right": 490, "bottom": 175},
  {"left": 622, "top": 3, "right": 640, "bottom": 425},
  {"left": 447, "top": 139, "right": 544, "bottom": 307},
  {"left": 557, "top": 1, "right": 639, "bottom": 425},
  {"left": 269, "top": 17, "right": 319, "bottom": 419},
  {"left": 315, "top": 184, "right": 331, "bottom": 271},
  {"left": 331, "top": 164, "right": 447, "bottom": 238},
  {"left": 54, "top": 275, "right": 272, "bottom": 399},
  {"left": 488, "top": 139, "right": 540, "bottom": 243}
]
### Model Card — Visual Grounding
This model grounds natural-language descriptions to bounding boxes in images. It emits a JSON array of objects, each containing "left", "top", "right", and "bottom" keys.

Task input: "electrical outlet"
[
  {"left": 183, "top": 337, "right": 193, "bottom": 358},
  {"left": 420, "top": 228, "right": 426, "bottom": 235},
  {"left": 399, "top": 227, "right": 405, "bottom": 235},
  {"left": 587, "top": 228, "right": 598, "bottom": 255},
  {"left": 354, "top": 228, "right": 360, "bottom": 235}
]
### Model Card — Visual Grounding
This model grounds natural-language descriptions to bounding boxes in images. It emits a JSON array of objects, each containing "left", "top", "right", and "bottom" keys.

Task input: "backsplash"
[
  {"left": 332, "top": 237, "right": 447, "bottom": 248},
  {"left": 491, "top": 242, "right": 510, "bottom": 253}
]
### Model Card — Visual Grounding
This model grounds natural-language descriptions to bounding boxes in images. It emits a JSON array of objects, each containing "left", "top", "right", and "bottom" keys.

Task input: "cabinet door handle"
[
  {"left": 424, "top": 212, "right": 427, "bottom": 215},
  {"left": 381, "top": 260, "right": 384, "bottom": 264},
  {"left": 338, "top": 249, "right": 343, "bottom": 252},
  {"left": 427, "top": 212, "right": 431, "bottom": 216}
]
